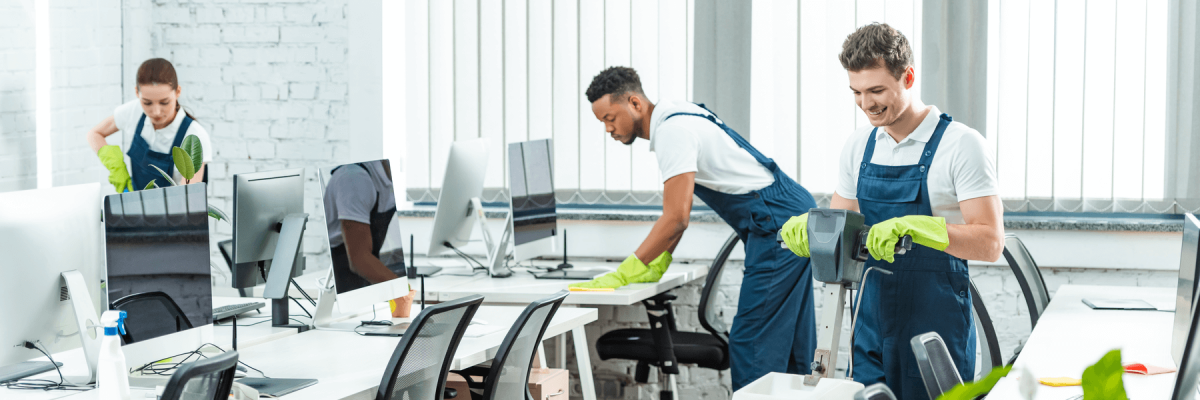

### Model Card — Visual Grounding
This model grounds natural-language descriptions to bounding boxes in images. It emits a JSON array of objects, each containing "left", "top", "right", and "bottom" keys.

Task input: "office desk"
[
  {"left": 56, "top": 304, "right": 597, "bottom": 400},
  {"left": 989, "top": 284, "right": 1178, "bottom": 399}
]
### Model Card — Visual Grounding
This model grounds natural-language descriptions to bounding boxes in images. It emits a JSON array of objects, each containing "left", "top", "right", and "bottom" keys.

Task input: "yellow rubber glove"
[
  {"left": 780, "top": 213, "right": 810, "bottom": 258},
  {"left": 98, "top": 145, "right": 133, "bottom": 193},
  {"left": 866, "top": 215, "right": 950, "bottom": 263},
  {"left": 570, "top": 253, "right": 650, "bottom": 290},
  {"left": 631, "top": 251, "right": 672, "bottom": 283}
]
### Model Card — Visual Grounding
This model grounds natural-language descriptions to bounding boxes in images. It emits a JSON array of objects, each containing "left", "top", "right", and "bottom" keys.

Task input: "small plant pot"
[{"left": 392, "top": 290, "right": 416, "bottom": 318}]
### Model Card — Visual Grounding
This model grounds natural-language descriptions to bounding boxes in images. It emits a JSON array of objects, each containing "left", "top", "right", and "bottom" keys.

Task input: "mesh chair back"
[
  {"left": 111, "top": 291, "right": 194, "bottom": 344},
  {"left": 854, "top": 383, "right": 897, "bottom": 400},
  {"left": 911, "top": 332, "right": 963, "bottom": 399},
  {"left": 698, "top": 233, "right": 740, "bottom": 346},
  {"left": 970, "top": 280, "right": 1003, "bottom": 378},
  {"left": 160, "top": 351, "right": 238, "bottom": 400},
  {"left": 377, "top": 294, "right": 483, "bottom": 400},
  {"left": 1003, "top": 234, "right": 1051, "bottom": 326},
  {"left": 1173, "top": 287, "right": 1200, "bottom": 400},
  {"left": 483, "top": 290, "right": 569, "bottom": 400}
]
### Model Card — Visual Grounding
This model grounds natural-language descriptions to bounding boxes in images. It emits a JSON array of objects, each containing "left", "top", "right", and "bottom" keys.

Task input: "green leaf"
[
  {"left": 143, "top": 180, "right": 158, "bottom": 190},
  {"left": 1082, "top": 350, "right": 1128, "bottom": 400},
  {"left": 181, "top": 135, "right": 203, "bottom": 175},
  {"left": 936, "top": 364, "right": 1012, "bottom": 400},
  {"left": 207, "top": 204, "right": 229, "bottom": 222},
  {"left": 172, "top": 147, "right": 195, "bottom": 181},
  {"left": 149, "top": 164, "right": 177, "bottom": 186}
]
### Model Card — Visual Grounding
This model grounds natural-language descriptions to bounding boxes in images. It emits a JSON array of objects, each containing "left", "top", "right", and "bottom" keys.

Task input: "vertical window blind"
[{"left": 401, "top": 0, "right": 694, "bottom": 206}]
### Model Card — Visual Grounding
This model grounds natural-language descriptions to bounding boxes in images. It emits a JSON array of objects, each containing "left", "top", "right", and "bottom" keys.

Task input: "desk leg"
[
  {"left": 557, "top": 333, "right": 567, "bottom": 369},
  {"left": 571, "top": 327, "right": 596, "bottom": 400}
]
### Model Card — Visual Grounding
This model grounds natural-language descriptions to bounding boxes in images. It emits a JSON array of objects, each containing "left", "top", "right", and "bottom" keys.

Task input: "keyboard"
[{"left": 213, "top": 301, "right": 266, "bottom": 321}]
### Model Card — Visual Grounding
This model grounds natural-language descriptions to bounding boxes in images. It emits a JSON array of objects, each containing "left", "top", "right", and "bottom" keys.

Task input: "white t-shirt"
[
  {"left": 324, "top": 161, "right": 396, "bottom": 248},
  {"left": 648, "top": 101, "right": 775, "bottom": 194},
  {"left": 835, "top": 106, "right": 999, "bottom": 224},
  {"left": 113, "top": 100, "right": 212, "bottom": 182}
]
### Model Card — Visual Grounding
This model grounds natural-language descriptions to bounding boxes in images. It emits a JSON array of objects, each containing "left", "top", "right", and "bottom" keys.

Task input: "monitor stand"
[
  {"left": 262, "top": 213, "right": 310, "bottom": 333},
  {"left": 60, "top": 270, "right": 102, "bottom": 384},
  {"left": 467, "top": 197, "right": 513, "bottom": 278}
]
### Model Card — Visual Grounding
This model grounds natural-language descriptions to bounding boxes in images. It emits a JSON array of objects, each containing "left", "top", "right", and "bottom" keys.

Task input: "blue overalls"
[
  {"left": 851, "top": 113, "right": 976, "bottom": 399},
  {"left": 663, "top": 104, "right": 818, "bottom": 391},
  {"left": 127, "top": 113, "right": 193, "bottom": 190}
]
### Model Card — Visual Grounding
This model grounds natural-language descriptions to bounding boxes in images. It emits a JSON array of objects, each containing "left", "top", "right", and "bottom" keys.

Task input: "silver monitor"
[
  {"left": 0, "top": 183, "right": 105, "bottom": 383},
  {"left": 508, "top": 139, "right": 557, "bottom": 262},
  {"left": 427, "top": 138, "right": 490, "bottom": 257},
  {"left": 1174, "top": 213, "right": 1200, "bottom": 366},
  {"left": 232, "top": 168, "right": 309, "bottom": 331},
  {"left": 103, "top": 184, "right": 213, "bottom": 368}
]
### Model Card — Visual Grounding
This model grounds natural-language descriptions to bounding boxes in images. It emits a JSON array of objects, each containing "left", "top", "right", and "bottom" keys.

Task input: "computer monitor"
[
  {"left": 1174, "top": 213, "right": 1200, "bottom": 366},
  {"left": 232, "top": 168, "right": 309, "bottom": 331},
  {"left": 508, "top": 139, "right": 557, "bottom": 262},
  {"left": 426, "top": 138, "right": 491, "bottom": 258},
  {"left": 103, "top": 184, "right": 213, "bottom": 369},
  {"left": 0, "top": 183, "right": 105, "bottom": 383},
  {"left": 313, "top": 159, "right": 409, "bottom": 323}
]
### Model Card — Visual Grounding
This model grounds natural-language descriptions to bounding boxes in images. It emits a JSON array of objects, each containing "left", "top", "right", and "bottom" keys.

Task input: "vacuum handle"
[{"left": 895, "top": 235, "right": 914, "bottom": 255}]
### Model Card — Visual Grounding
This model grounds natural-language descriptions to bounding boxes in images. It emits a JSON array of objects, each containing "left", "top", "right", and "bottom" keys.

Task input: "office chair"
[
  {"left": 159, "top": 351, "right": 239, "bottom": 400},
  {"left": 595, "top": 232, "right": 739, "bottom": 400},
  {"left": 450, "top": 290, "right": 569, "bottom": 400},
  {"left": 911, "top": 332, "right": 963, "bottom": 399},
  {"left": 111, "top": 291, "right": 194, "bottom": 345},
  {"left": 970, "top": 280, "right": 1003, "bottom": 378},
  {"left": 376, "top": 294, "right": 484, "bottom": 400},
  {"left": 855, "top": 383, "right": 897, "bottom": 400},
  {"left": 1002, "top": 233, "right": 1051, "bottom": 364}
]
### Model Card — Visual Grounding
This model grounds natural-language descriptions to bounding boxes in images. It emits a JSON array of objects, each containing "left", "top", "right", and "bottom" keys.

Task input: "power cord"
[
  {"left": 130, "top": 343, "right": 268, "bottom": 379},
  {"left": 443, "top": 242, "right": 487, "bottom": 271},
  {"left": 1, "top": 341, "right": 94, "bottom": 391},
  {"left": 846, "top": 266, "right": 893, "bottom": 380},
  {"left": 353, "top": 307, "right": 395, "bottom": 336},
  {"left": 290, "top": 279, "right": 317, "bottom": 307}
]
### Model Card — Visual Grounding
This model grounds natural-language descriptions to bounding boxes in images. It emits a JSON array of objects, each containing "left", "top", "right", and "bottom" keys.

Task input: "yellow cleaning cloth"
[{"left": 1038, "top": 377, "right": 1082, "bottom": 387}]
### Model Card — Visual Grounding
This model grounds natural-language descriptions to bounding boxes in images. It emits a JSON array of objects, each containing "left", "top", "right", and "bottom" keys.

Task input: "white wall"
[{"left": 0, "top": 0, "right": 37, "bottom": 192}]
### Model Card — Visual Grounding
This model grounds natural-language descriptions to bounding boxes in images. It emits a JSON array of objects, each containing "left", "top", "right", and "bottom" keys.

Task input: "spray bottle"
[{"left": 98, "top": 310, "right": 130, "bottom": 400}]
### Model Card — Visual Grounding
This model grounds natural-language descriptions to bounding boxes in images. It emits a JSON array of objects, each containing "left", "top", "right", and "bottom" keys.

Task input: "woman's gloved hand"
[
  {"left": 866, "top": 215, "right": 950, "bottom": 263},
  {"left": 780, "top": 213, "right": 810, "bottom": 258},
  {"left": 570, "top": 253, "right": 655, "bottom": 290},
  {"left": 98, "top": 145, "right": 133, "bottom": 193}
]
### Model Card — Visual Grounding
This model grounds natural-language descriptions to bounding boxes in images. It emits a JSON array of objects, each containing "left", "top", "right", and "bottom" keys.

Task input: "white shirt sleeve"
[
  {"left": 332, "top": 168, "right": 377, "bottom": 225},
  {"left": 835, "top": 131, "right": 864, "bottom": 200},
  {"left": 653, "top": 122, "right": 700, "bottom": 182},
  {"left": 113, "top": 100, "right": 139, "bottom": 134},
  {"left": 949, "top": 128, "right": 999, "bottom": 202}
]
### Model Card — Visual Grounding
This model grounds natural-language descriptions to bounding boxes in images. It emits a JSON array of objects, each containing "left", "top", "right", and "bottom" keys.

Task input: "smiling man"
[
  {"left": 575, "top": 66, "right": 820, "bottom": 392},
  {"left": 781, "top": 23, "right": 1003, "bottom": 398}
]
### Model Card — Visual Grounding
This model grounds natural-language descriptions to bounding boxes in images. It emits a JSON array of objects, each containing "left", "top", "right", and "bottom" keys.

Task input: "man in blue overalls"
[
  {"left": 782, "top": 23, "right": 1004, "bottom": 399},
  {"left": 574, "top": 66, "right": 818, "bottom": 392}
]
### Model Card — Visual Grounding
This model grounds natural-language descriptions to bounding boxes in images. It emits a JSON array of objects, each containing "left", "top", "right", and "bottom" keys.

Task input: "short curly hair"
[
  {"left": 839, "top": 23, "right": 912, "bottom": 80},
  {"left": 585, "top": 66, "right": 645, "bottom": 103}
]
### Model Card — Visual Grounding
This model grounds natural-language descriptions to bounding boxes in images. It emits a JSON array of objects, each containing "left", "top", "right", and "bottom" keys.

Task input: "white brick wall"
[
  {"left": 125, "top": 0, "right": 351, "bottom": 276},
  {"left": 0, "top": 0, "right": 37, "bottom": 192}
]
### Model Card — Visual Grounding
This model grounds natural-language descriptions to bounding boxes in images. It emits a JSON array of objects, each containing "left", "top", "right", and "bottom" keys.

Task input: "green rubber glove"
[
  {"left": 570, "top": 253, "right": 651, "bottom": 289},
  {"left": 780, "top": 213, "right": 810, "bottom": 258},
  {"left": 631, "top": 251, "right": 672, "bottom": 283},
  {"left": 98, "top": 145, "right": 133, "bottom": 193},
  {"left": 866, "top": 215, "right": 950, "bottom": 263}
]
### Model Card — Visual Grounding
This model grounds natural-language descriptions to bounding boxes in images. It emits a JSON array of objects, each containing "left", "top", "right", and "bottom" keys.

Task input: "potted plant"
[
  {"left": 142, "top": 134, "right": 228, "bottom": 221},
  {"left": 389, "top": 283, "right": 417, "bottom": 318}
]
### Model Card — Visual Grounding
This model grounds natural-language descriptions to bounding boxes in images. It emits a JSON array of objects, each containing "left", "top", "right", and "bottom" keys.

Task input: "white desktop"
[{"left": 0, "top": 183, "right": 105, "bottom": 384}]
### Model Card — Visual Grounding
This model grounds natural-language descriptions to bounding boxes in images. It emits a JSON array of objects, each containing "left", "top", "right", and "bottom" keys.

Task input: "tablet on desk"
[{"left": 1082, "top": 298, "right": 1158, "bottom": 310}]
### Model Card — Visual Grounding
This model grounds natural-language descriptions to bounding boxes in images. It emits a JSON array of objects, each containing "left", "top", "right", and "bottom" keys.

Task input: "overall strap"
[
  {"left": 135, "top": 114, "right": 147, "bottom": 138},
  {"left": 917, "top": 114, "right": 953, "bottom": 170},
  {"left": 171, "top": 115, "right": 194, "bottom": 149},
  {"left": 862, "top": 127, "right": 880, "bottom": 164}
]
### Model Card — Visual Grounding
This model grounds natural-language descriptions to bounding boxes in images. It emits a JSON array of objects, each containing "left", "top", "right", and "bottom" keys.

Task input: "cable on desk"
[
  {"left": 1, "top": 341, "right": 95, "bottom": 392},
  {"left": 129, "top": 343, "right": 269, "bottom": 379},
  {"left": 290, "top": 278, "right": 318, "bottom": 306},
  {"left": 290, "top": 296, "right": 313, "bottom": 319},
  {"left": 443, "top": 242, "right": 487, "bottom": 271}
]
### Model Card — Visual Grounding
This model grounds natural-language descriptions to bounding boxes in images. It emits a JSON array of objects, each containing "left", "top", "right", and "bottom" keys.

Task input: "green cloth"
[
  {"left": 98, "top": 145, "right": 133, "bottom": 193},
  {"left": 866, "top": 215, "right": 950, "bottom": 263},
  {"left": 780, "top": 213, "right": 810, "bottom": 258},
  {"left": 569, "top": 251, "right": 672, "bottom": 289}
]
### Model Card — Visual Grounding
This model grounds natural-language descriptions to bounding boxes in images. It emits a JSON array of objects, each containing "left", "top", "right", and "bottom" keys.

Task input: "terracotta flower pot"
[{"left": 392, "top": 290, "right": 416, "bottom": 318}]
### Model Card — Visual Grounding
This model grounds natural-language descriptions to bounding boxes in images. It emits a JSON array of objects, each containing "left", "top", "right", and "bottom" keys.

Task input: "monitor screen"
[
  {"left": 322, "top": 160, "right": 406, "bottom": 295},
  {"left": 508, "top": 139, "right": 556, "bottom": 246},
  {"left": 104, "top": 184, "right": 213, "bottom": 344},
  {"left": 1174, "top": 213, "right": 1200, "bottom": 366}
]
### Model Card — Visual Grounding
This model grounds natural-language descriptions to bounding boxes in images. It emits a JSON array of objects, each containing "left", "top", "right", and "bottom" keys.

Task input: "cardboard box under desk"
[{"left": 444, "top": 368, "right": 568, "bottom": 400}]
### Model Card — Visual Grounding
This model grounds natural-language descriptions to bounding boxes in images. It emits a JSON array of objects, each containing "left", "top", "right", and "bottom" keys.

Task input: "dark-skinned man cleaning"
[{"left": 571, "top": 67, "right": 820, "bottom": 391}]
